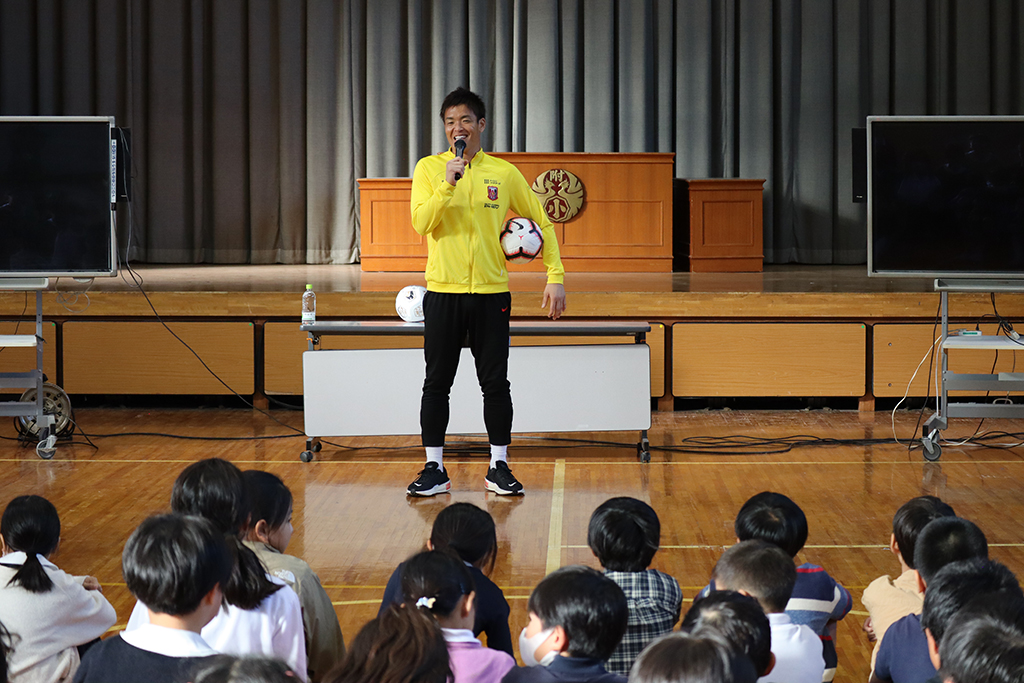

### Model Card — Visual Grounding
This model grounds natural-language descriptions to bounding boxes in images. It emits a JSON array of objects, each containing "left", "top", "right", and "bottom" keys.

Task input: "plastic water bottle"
[{"left": 302, "top": 284, "right": 316, "bottom": 325}]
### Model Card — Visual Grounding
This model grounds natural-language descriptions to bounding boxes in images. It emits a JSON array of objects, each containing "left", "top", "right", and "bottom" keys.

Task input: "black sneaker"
[
  {"left": 485, "top": 461, "right": 524, "bottom": 495},
  {"left": 407, "top": 462, "right": 451, "bottom": 497}
]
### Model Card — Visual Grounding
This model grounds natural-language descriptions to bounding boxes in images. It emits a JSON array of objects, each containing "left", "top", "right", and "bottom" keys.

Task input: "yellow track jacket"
[{"left": 411, "top": 149, "right": 564, "bottom": 293}]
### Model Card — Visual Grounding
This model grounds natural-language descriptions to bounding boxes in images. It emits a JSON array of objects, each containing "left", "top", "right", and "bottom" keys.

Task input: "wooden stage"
[{"left": 2, "top": 264, "right": 1024, "bottom": 408}]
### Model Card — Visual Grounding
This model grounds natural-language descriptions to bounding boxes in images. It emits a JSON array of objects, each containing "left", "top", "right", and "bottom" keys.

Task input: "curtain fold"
[{"left": 0, "top": 0, "right": 1021, "bottom": 265}]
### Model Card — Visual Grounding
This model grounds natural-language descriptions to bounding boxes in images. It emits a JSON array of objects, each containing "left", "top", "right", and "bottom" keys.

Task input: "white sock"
[
  {"left": 489, "top": 444, "right": 508, "bottom": 469},
  {"left": 426, "top": 447, "right": 444, "bottom": 471}
]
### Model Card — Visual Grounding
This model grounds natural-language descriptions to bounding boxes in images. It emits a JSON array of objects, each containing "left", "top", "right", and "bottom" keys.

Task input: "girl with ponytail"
[
  {"left": 401, "top": 550, "right": 514, "bottom": 683},
  {"left": 125, "top": 459, "right": 306, "bottom": 678},
  {"left": 327, "top": 603, "right": 451, "bottom": 683},
  {"left": 0, "top": 495, "right": 116, "bottom": 683}
]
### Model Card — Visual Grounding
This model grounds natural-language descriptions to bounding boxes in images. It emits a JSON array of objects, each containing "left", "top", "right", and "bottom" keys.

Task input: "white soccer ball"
[
  {"left": 396, "top": 286, "right": 427, "bottom": 322},
  {"left": 500, "top": 217, "right": 544, "bottom": 263}
]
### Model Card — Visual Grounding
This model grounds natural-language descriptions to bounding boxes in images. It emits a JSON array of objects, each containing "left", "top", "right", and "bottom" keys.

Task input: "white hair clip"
[{"left": 416, "top": 596, "right": 436, "bottom": 609}]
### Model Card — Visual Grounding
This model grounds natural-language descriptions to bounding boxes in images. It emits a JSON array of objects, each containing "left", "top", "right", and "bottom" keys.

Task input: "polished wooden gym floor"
[{"left": 1, "top": 407, "right": 1022, "bottom": 682}]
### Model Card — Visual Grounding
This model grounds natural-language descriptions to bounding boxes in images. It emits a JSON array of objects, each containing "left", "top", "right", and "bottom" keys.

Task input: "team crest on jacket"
[{"left": 487, "top": 185, "right": 498, "bottom": 201}]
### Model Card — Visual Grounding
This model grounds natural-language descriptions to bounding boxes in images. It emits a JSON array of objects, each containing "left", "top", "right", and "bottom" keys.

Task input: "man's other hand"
[{"left": 542, "top": 283, "right": 566, "bottom": 320}]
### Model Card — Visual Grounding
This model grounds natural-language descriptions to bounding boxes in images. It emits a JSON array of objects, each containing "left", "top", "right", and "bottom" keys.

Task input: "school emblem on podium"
[
  {"left": 487, "top": 185, "right": 498, "bottom": 201},
  {"left": 531, "top": 169, "right": 585, "bottom": 222}
]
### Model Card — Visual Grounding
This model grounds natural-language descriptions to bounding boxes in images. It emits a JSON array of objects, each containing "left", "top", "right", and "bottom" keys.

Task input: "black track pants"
[{"left": 420, "top": 291, "right": 512, "bottom": 448}]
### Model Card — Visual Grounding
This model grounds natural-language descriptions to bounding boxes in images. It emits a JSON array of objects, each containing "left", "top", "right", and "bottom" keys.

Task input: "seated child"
[
  {"left": 126, "top": 459, "right": 307, "bottom": 678},
  {"left": 702, "top": 491, "right": 851, "bottom": 682},
  {"left": 0, "top": 495, "right": 116, "bottom": 683},
  {"left": 937, "top": 593, "right": 1024, "bottom": 683},
  {"left": 920, "top": 558, "right": 1021, "bottom": 682},
  {"left": 380, "top": 502, "right": 512, "bottom": 655},
  {"left": 243, "top": 470, "right": 345, "bottom": 682},
  {"left": 681, "top": 591, "right": 775, "bottom": 678},
  {"left": 862, "top": 496, "right": 954, "bottom": 668},
  {"left": 587, "top": 497, "right": 683, "bottom": 676},
  {"left": 629, "top": 633, "right": 758, "bottom": 683},
  {"left": 401, "top": 550, "right": 515, "bottom": 683},
  {"left": 871, "top": 517, "right": 989, "bottom": 683},
  {"left": 712, "top": 540, "right": 825, "bottom": 683},
  {"left": 73, "top": 514, "right": 231, "bottom": 683},
  {"left": 326, "top": 603, "right": 451, "bottom": 683},
  {"left": 502, "top": 565, "right": 628, "bottom": 683}
]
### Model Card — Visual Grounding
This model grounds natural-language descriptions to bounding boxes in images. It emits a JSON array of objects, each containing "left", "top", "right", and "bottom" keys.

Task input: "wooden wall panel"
[
  {"left": 673, "top": 323, "right": 866, "bottom": 396},
  {"left": 874, "top": 324, "right": 1023, "bottom": 397},
  {"left": 266, "top": 322, "right": 666, "bottom": 398},
  {"left": 63, "top": 322, "right": 254, "bottom": 394},
  {"left": 0, "top": 321, "right": 57, "bottom": 386},
  {"left": 359, "top": 153, "right": 674, "bottom": 272}
]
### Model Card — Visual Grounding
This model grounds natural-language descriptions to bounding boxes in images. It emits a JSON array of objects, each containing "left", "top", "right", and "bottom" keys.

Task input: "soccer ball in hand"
[
  {"left": 396, "top": 285, "right": 427, "bottom": 322},
  {"left": 499, "top": 217, "right": 544, "bottom": 263}
]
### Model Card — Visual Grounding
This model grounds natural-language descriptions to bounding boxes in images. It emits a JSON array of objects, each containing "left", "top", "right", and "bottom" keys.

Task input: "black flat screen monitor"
[
  {"left": 868, "top": 116, "right": 1024, "bottom": 278},
  {"left": 0, "top": 116, "right": 117, "bottom": 279}
]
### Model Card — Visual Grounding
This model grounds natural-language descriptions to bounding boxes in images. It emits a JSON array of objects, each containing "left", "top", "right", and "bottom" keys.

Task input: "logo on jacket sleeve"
[{"left": 487, "top": 185, "right": 498, "bottom": 201}]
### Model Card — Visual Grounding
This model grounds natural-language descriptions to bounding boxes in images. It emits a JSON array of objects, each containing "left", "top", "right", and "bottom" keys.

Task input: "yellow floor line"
[
  {"left": 3, "top": 458, "right": 1020, "bottom": 465},
  {"left": 545, "top": 459, "right": 567, "bottom": 575}
]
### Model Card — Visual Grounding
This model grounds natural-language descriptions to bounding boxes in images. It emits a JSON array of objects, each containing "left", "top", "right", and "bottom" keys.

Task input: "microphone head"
[{"left": 454, "top": 139, "right": 467, "bottom": 158}]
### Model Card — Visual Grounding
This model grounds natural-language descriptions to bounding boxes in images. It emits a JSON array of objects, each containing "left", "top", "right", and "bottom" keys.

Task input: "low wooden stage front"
[{"left": 2, "top": 264, "right": 1023, "bottom": 410}]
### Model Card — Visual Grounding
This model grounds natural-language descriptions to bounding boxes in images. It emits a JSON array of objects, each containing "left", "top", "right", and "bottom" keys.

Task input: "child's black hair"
[
  {"left": 192, "top": 655, "right": 297, "bottom": 683},
  {"left": 734, "top": 491, "right": 808, "bottom": 558},
  {"left": 681, "top": 591, "right": 773, "bottom": 676},
  {"left": 939, "top": 593, "right": 1024, "bottom": 683},
  {"left": 712, "top": 540, "right": 796, "bottom": 614},
  {"left": 1, "top": 495, "right": 61, "bottom": 593},
  {"left": 329, "top": 603, "right": 451, "bottom": 683},
  {"left": 629, "top": 632, "right": 759, "bottom": 683},
  {"left": 243, "top": 470, "right": 293, "bottom": 532},
  {"left": 892, "top": 496, "right": 956, "bottom": 569},
  {"left": 172, "top": 458, "right": 282, "bottom": 610},
  {"left": 439, "top": 87, "right": 486, "bottom": 122},
  {"left": 588, "top": 497, "right": 661, "bottom": 572},
  {"left": 123, "top": 513, "right": 233, "bottom": 615},
  {"left": 401, "top": 550, "right": 475, "bottom": 619},
  {"left": 528, "top": 565, "right": 628, "bottom": 661},
  {"left": 920, "top": 558, "right": 1021, "bottom": 647},
  {"left": 913, "top": 517, "right": 988, "bottom": 586},
  {"left": 429, "top": 502, "right": 497, "bottom": 574}
]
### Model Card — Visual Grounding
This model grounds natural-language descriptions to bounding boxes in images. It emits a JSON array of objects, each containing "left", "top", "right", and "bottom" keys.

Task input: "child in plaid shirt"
[{"left": 587, "top": 497, "right": 683, "bottom": 676}]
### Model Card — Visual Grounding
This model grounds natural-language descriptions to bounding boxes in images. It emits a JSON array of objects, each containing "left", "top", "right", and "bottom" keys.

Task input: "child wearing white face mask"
[
  {"left": 503, "top": 566, "right": 628, "bottom": 683},
  {"left": 402, "top": 550, "right": 515, "bottom": 683}
]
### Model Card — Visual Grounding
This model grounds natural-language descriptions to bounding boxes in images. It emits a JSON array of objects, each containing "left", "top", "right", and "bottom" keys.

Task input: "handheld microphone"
[{"left": 453, "top": 139, "right": 466, "bottom": 181}]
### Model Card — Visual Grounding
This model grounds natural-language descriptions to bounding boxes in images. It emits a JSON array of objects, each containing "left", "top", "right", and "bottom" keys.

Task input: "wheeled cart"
[
  {"left": 0, "top": 279, "right": 56, "bottom": 459},
  {"left": 921, "top": 279, "right": 1024, "bottom": 461}
]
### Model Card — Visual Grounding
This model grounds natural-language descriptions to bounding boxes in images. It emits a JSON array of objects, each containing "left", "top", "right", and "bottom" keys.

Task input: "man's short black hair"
[
  {"left": 123, "top": 514, "right": 232, "bottom": 616},
  {"left": 528, "top": 565, "right": 628, "bottom": 660},
  {"left": 892, "top": 496, "right": 956, "bottom": 569},
  {"left": 734, "top": 492, "right": 808, "bottom": 557},
  {"left": 681, "top": 591, "right": 772, "bottom": 676},
  {"left": 630, "top": 633, "right": 759, "bottom": 683},
  {"left": 920, "top": 558, "right": 1021, "bottom": 646},
  {"left": 588, "top": 497, "right": 661, "bottom": 572},
  {"left": 939, "top": 593, "right": 1024, "bottom": 683},
  {"left": 712, "top": 540, "right": 796, "bottom": 614},
  {"left": 439, "top": 87, "right": 485, "bottom": 122},
  {"left": 914, "top": 517, "right": 988, "bottom": 586}
]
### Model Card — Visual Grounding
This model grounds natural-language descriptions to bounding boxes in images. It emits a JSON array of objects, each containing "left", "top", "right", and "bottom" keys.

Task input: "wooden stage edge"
[{"left": 2, "top": 265, "right": 1024, "bottom": 404}]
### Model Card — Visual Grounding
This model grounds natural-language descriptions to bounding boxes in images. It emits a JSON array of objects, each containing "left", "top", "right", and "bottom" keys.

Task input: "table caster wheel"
[
  {"left": 922, "top": 439, "right": 941, "bottom": 462},
  {"left": 36, "top": 429, "right": 56, "bottom": 460},
  {"left": 300, "top": 450, "right": 315, "bottom": 463}
]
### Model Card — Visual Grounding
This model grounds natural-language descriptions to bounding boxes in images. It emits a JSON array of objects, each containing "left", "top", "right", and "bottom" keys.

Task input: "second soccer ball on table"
[{"left": 499, "top": 217, "right": 544, "bottom": 263}]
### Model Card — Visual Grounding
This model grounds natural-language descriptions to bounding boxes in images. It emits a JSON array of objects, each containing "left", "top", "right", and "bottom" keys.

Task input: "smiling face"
[{"left": 444, "top": 104, "right": 485, "bottom": 160}]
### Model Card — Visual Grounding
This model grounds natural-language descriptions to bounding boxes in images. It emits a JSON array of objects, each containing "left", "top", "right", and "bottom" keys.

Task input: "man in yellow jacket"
[{"left": 407, "top": 87, "right": 566, "bottom": 496}]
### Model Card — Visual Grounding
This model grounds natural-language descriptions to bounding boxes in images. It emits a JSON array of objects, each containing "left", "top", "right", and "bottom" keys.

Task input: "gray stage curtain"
[{"left": 0, "top": 1, "right": 1021, "bottom": 265}]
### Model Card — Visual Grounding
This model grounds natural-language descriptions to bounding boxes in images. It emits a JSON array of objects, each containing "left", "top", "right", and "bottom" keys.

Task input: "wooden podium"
[
  {"left": 685, "top": 179, "right": 766, "bottom": 272},
  {"left": 358, "top": 153, "right": 674, "bottom": 272}
]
